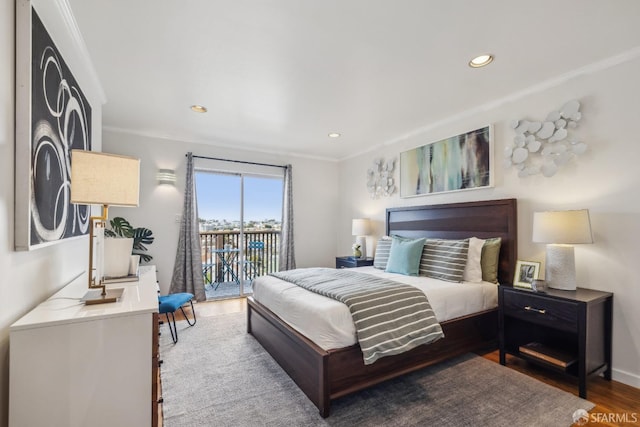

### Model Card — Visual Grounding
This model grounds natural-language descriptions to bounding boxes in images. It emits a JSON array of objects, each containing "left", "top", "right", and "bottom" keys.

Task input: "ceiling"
[{"left": 68, "top": 0, "right": 640, "bottom": 161}]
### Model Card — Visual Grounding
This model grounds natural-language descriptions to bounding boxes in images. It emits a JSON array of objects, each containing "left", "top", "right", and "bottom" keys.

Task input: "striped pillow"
[
  {"left": 373, "top": 238, "right": 392, "bottom": 269},
  {"left": 419, "top": 238, "right": 470, "bottom": 282}
]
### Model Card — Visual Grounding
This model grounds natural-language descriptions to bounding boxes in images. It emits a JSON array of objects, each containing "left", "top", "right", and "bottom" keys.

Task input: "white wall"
[
  {"left": 103, "top": 131, "right": 339, "bottom": 294},
  {"left": 0, "top": 0, "right": 104, "bottom": 425},
  {"left": 337, "top": 54, "right": 640, "bottom": 388},
  {"left": 2, "top": 3, "right": 638, "bottom": 425}
]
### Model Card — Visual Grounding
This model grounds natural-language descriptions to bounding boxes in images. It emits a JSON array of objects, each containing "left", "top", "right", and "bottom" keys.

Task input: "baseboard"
[{"left": 612, "top": 367, "right": 640, "bottom": 389}]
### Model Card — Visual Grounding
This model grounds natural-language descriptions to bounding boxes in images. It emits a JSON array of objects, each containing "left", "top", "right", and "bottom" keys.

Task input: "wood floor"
[
  {"left": 167, "top": 298, "right": 640, "bottom": 426},
  {"left": 480, "top": 351, "right": 640, "bottom": 426}
]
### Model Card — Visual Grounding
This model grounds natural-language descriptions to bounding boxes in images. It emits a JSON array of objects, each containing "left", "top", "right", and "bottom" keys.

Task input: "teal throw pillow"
[{"left": 385, "top": 236, "right": 426, "bottom": 276}]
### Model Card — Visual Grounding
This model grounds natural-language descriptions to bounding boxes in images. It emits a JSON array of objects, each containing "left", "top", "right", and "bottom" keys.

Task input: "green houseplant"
[{"left": 105, "top": 217, "right": 155, "bottom": 262}]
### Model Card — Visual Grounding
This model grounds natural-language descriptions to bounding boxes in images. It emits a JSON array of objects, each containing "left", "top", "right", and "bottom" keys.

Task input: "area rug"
[{"left": 159, "top": 310, "right": 593, "bottom": 427}]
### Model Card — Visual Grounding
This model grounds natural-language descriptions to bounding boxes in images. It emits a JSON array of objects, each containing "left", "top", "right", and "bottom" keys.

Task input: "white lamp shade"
[
  {"left": 532, "top": 209, "right": 593, "bottom": 244},
  {"left": 352, "top": 218, "right": 371, "bottom": 236},
  {"left": 70, "top": 150, "right": 140, "bottom": 206}
]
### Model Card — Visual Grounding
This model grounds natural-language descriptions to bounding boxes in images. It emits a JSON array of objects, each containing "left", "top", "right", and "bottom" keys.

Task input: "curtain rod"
[{"left": 187, "top": 154, "right": 287, "bottom": 169}]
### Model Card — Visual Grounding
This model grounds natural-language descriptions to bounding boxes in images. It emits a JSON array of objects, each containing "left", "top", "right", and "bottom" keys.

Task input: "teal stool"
[{"left": 158, "top": 293, "right": 196, "bottom": 343}]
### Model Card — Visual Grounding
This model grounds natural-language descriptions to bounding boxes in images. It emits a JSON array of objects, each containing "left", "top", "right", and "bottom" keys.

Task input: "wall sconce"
[
  {"left": 70, "top": 150, "right": 140, "bottom": 304},
  {"left": 157, "top": 168, "right": 176, "bottom": 185},
  {"left": 532, "top": 209, "right": 593, "bottom": 290}
]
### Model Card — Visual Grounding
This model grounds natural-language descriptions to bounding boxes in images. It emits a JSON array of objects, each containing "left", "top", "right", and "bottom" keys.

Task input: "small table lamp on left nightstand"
[
  {"left": 352, "top": 218, "right": 370, "bottom": 259},
  {"left": 70, "top": 150, "right": 140, "bottom": 304}
]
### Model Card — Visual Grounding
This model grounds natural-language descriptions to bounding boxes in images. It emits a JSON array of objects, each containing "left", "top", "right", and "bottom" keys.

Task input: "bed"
[{"left": 247, "top": 198, "right": 517, "bottom": 417}]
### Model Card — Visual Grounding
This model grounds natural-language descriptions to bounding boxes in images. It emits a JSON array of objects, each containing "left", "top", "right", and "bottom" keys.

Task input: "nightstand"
[
  {"left": 498, "top": 285, "right": 613, "bottom": 399},
  {"left": 335, "top": 256, "right": 374, "bottom": 269}
]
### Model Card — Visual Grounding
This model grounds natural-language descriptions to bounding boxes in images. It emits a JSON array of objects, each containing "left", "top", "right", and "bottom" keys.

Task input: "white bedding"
[{"left": 252, "top": 266, "right": 498, "bottom": 350}]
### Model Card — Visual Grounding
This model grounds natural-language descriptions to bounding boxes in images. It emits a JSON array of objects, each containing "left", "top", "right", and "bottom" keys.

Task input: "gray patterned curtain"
[
  {"left": 170, "top": 153, "right": 206, "bottom": 301},
  {"left": 278, "top": 164, "right": 296, "bottom": 271}
]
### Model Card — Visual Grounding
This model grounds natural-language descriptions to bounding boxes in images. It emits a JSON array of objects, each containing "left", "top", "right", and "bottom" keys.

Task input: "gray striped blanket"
[{"left": 271, "top": 268, "right": 444, "bottom": 365}]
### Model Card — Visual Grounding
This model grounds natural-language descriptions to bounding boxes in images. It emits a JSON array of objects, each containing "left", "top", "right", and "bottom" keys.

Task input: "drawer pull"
[{"left": 524, "top": 305, "right": 546, "bottom": 314}]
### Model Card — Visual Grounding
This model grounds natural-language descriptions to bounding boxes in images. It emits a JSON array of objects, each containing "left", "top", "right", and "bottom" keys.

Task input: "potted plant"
[
  {"left": 104, "top": 217, "right": 154, "bottom": 277},
  {"left": 105, "top": 217, "right": 155, "bottom": 261}
]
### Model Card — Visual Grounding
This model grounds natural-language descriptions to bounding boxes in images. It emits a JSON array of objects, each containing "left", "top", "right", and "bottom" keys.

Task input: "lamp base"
[
  {"left": 545, "top": 244, "right": 577, "bottom": 291},
  {"left": 81, "top": 287, "right": 125, "bottom": 305},
  {"left": 355, "top": 236, "right": 367, "bottom": 259}
]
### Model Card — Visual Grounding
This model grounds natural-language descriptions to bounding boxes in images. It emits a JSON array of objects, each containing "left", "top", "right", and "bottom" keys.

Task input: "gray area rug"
[{"left": 160, "top": 310, "right": 594, "bottom": 427}]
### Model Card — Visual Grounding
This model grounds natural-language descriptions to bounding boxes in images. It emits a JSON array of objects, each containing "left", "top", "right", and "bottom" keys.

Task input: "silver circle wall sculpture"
[
  {"left": 367, "top": 158, "right": 396, "bottom": 198},
  {"left": 505, "top": 100, "right": 587, "bottom": 178}
]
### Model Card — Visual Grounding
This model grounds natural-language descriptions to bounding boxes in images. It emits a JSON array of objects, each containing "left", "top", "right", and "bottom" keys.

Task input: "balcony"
[{"left": 201, "top": 229, "right": 280, "bottom": 299}]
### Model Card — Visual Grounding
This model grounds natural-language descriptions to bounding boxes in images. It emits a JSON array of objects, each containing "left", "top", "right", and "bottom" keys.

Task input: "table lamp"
[
  {"left": 351, "top": 218, "right": 371, "bottom": 259},
  {"left": 71, "top": 150, "right": 140, "bottom": 304},
  {"left": 532, "top": 209, "right": 593, "bottom": 290}
]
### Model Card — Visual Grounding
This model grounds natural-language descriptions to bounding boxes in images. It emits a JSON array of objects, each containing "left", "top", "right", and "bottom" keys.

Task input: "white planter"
[
  {"left": 104, "top": 238, "right": 134, "bottom": 278},
  {"left": 129, "top": 255, "right": 140, "bottom": 276}
]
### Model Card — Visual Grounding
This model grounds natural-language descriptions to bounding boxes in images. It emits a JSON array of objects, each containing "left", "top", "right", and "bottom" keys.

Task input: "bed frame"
[{"left": 247, "top": 198, "right": 517, "bottom": 417}]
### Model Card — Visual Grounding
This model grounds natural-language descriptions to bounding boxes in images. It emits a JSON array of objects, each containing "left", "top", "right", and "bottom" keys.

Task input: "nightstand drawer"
[
  {"left": 336, "top": 258, "right": 356, "bottom": 268},
  {"left": 502, "top": 290, "right": 578, "bottom": 332},
  {"left": 335, "top": 257, "right": 374, "bottom": 269}
]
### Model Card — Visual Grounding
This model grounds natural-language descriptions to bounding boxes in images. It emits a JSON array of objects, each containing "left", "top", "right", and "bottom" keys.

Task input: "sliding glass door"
[{"left": 196, "top": 170, "right": 283, "bottom": 300}]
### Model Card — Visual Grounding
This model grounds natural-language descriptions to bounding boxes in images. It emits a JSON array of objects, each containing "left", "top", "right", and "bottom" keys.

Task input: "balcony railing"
[{"left": 200, "top": 230, "right": 280, "bottom": 291}]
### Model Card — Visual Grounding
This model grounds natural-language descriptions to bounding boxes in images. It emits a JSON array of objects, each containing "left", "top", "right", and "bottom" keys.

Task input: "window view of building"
[{"left": 196, "top": 171, "right": 283, "bottom": 300}]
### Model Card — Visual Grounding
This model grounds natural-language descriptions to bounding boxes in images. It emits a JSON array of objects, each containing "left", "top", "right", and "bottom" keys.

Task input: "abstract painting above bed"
[{"left": 400, "top": 126, "right": 492, "bottom": 197}]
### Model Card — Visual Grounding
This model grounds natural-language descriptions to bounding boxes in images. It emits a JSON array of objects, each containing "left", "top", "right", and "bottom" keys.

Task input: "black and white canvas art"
[{"left": 15, "top": 5, "right": 92, "bottom": 250}]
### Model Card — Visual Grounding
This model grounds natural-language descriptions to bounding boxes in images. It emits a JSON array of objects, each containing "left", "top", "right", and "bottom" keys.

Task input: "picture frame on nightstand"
[{"left": 513, "top": 260, "right": 540, "bottom": 289}]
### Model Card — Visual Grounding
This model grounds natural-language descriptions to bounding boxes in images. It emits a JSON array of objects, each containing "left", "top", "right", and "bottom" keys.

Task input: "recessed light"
[
  {"left": 469, "top": 54, "right": 494, "bottom": 68},
  {"left": 190, "top": 105, "right": 207, "bottom": 113},
  {"left": 328, "top": 132, "right": 341, "bottom": 138}
]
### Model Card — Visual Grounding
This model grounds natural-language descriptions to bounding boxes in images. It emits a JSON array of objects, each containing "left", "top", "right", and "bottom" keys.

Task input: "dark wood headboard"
[{"left": 386, "top": 198, "right": 517, "bottom": 285}]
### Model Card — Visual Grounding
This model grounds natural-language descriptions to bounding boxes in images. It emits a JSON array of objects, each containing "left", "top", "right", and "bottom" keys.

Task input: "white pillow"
[{"left": 463, "top": 237, "right": 485, "bottom": 282}]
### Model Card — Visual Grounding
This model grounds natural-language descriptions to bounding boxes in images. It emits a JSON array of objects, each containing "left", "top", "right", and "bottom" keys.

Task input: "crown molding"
[
  {"left": 53, "top": 0, "right": 106, "bottom": 104},
  {"left": 103, "top": 126, "right": 339, "bottom": 163},
  {"left": 340, "top": 46, "right": 640, "bottom": 162}
]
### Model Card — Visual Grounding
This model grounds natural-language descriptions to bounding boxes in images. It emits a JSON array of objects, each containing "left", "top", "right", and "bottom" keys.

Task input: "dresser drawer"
[{"left": 502, "top": 289, "right": 578, "bottom": 332}]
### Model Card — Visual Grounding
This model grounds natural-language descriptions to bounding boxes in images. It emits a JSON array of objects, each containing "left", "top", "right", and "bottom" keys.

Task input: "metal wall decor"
[
  {"left": 505, "top": 100, "right": 586, "bottom": 178},
  {"left": 367, "top": 158, "right": 396, "bottom": 198}
]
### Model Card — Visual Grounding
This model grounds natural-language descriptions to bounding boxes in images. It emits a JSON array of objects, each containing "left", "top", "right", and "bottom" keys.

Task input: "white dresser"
[{"left": 9, "top": 266, "right": 159, "bottom": 427}]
